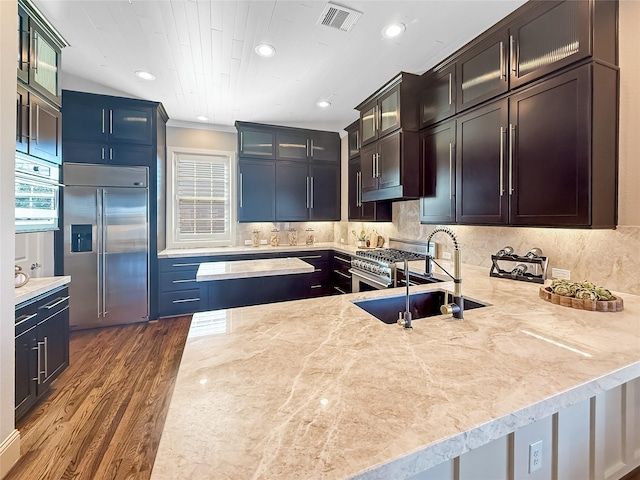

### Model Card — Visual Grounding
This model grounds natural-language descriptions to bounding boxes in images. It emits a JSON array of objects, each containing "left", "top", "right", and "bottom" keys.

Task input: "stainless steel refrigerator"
[{"left": 63, "top": 163, "right": 149, "bottom": 330}]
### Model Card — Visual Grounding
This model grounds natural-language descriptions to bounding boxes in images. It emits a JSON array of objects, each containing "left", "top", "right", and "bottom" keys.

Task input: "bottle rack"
[{"left": 489, "top": 252, "right": 549, "bottom": 284}]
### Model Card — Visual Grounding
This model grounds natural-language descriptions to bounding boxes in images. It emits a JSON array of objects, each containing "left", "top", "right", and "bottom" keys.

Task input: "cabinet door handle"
[
  {"left": 109, "top": 110, "right": 113, "bottom": 134},
  {"left": 499, "top": 127, "right": 505, "bottom": 196},
  {"left": 509, "top": 124, "right": 515, "bottom": 195},
  {"left": 101, "top": 147, "right": 105, "bottom": 160},
  {"left": 43, "top": 336, "right": 49, "bottom": 378},
  {"left": 42, "top": 296, "right": 70, "bottom": 309},
  {"left": 306, "top": 139, "right": 310, "bottom": 157},
  {"left": 102, "top": 108, "right": 105, "bottom": 134},
  {"left": 499, "top": 42, "right": 506, "bottom": 81},
  {"left": 306, "top": 176, "right": 310, "bottom": 208},
  {"left": 109, "top": 148, "right": 113, "bottom": 161},
  {"left": 32, "top": 31, "right": 39, "bottom": 73},
  {"left": 310, "top": 176, "right": 314, "bottom": 208},
  {"left": 372, "top": 154, "right": 376, "bottom": 178},
  {"left": 30, "top": 104, "right": 37, "bottom": 144},
  {"left": 33, "top": 341, "right": 43, "bottom": 384},
  {"left": 101, "top": 189, "right": 107, "bottom": 316},
  {"left": 239, "top": 131, "right": 244, "bottom": 152},
  {"left": 356, "top": 171, "right": 361, "bottom": 206},
  {"left": 448, "top": 73, "right": 452, "bottom": 105},
  {"left": 448, "top": 143, "right": 453, "bottom": 200},
  {"left": 239, "top": 172, "right": 243, "bottom": 208},
  {"left": 510, "top": 35, "right": 516, "bottom": 74},
  {"left": 310, "top": 139, "right": 314, "bottom": 158}
]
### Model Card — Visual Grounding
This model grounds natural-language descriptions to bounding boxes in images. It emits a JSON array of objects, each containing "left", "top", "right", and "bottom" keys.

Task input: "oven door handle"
[{"left": 349, "top": 269, "right": 392, "bottom": 288}]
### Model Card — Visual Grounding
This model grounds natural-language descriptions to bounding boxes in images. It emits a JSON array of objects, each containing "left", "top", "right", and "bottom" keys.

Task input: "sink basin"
[{"left": 353, "top": 290, "right": 488, "bottom": 324}]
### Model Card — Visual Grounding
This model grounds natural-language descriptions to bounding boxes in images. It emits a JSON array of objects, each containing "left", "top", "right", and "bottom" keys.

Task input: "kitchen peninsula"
[
  {"left": 196, "top": 257, "right": 314, "bottom": 281},
  {"left": 152, "top": 265, "right": 640, "bottom": 480}
]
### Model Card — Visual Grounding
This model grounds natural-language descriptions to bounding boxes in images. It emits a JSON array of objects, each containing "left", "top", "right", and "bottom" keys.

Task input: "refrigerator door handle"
[
  {"left": 102, "top": 189, "right": 107, "bottom": 317},
  {"left": 96, "top": 189, "right": 102, "bottom": 318}
]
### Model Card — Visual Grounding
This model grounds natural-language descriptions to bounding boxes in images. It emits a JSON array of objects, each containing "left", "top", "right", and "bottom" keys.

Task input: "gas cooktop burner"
[{"left": 355, "top": 248, "right": 426, "bottom": 264}]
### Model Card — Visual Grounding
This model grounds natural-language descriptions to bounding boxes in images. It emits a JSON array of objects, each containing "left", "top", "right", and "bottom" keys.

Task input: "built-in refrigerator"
[{"left": 63, "top": 163, "right": 149, "bottom": 330}]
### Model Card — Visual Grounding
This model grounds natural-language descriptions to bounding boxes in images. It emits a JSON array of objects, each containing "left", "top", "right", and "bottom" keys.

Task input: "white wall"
[
  {"left": 14, "top": 232, "right": 55, "bottom": 279},
  {"left": 0, "top": 0, "right": 20, "bottom": 476}
]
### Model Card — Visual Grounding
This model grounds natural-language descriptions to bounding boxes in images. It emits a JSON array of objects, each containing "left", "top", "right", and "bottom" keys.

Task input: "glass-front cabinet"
[
  {"left": 17, "top": 2, "right": 66, "bottom": 106},
  {"left": 238, "top": 126, "right": 275, "bottom": 159}
]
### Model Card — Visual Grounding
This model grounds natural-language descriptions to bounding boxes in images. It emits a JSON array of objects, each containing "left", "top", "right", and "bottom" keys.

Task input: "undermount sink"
[{"left": 353, "top": 290, "right": 488, "bottom": 324}]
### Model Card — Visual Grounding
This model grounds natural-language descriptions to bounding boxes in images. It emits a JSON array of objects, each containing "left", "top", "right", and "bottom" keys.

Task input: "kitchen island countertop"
[
  {"left": 196, "top": 257, "right": 314, "bottom": 281},
  {"left": 159, "top": 241, "right": 358, "bottom": 258},
  {"left": 152, "top": 265, "right": 640, "bottom": 479}
]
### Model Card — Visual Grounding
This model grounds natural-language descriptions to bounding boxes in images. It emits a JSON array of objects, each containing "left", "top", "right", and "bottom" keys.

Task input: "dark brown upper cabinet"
[
  {"left": 456, "top": 30, "right": 510, "bottom": 113},
  {"left": 508, "top": 63, "right": 617, "bottom": 228},
  {"left": 16, "top": 84, "right": 62, "bottom": 164},
  {"left": 456, "top": 99, "right": 509, "bottom": 225},
  {"left": 419, "top": 121, "right": 456, "bottom": 224},
  {"left": 357, "top": 73, "right": 420, "bottom": 147},
  {"left": 509, "top": 0, "right": 617, "bottom": 89},
  {"left": 356, "top": 73, "right": 421, "bottom": 201},
  {"left": 346, "top": 120, "right": 360, "bottom": 160},
  {"left": 420, "top": 63, "right": 456, "bottom": 129}
]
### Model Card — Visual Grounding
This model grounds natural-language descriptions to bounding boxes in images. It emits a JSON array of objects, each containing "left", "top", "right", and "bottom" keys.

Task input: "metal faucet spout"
[{"left": 425, "top": 227, "right": 464, "bottom": 320}]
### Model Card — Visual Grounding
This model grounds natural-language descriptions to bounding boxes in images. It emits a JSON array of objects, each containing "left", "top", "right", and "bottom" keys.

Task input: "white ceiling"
[{"left": 34, "top": 0, "right": 527, "bottom": 133}]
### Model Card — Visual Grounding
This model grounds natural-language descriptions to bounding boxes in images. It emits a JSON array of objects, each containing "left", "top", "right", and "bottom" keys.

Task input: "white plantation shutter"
[{"left": 169, "top": 150, "right": 235, "bottom": 247}]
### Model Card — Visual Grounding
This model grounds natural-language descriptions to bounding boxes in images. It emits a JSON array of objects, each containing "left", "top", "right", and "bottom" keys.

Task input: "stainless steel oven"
[
  {"left": 15, "top": 154, "right": 61, "bottom": 233},
  {"left": 349, "top": 238, "right": 439, "bottom": 292}
]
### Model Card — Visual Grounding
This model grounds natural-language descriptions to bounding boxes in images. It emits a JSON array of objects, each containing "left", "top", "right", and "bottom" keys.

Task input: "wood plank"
[{"left": 6, "top": 316, "right": 191, "bottom": 480}]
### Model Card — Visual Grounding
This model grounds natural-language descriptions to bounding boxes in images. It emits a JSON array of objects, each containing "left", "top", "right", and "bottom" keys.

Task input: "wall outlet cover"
[
  {"left": 442, "top": 251, "right": 452, "bottom": 260},
  {"left": 260, "top": 239, "right": 268, "bottom": 245},
  {"left": 244, "top": 239, "right": 252, "bottom": 245},
  {"left": 529, "top": 440, "right": 543, "bottom": 473},
  {"left": 551, "top": 268, "right": 571, "bottom": 280}
]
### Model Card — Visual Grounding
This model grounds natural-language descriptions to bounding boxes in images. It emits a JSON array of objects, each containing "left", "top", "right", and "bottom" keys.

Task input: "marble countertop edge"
[
  {"left": 14, "top": 276, "right": 71, "bottom": 305},
  {"left": 352, "top": 361, "right": 640, "bottom": 479}
]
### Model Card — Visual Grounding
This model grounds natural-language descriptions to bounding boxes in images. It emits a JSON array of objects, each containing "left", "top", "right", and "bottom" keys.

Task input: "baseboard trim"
[{"left": 0, "top": 429, "right": 21, "bottom": 479}]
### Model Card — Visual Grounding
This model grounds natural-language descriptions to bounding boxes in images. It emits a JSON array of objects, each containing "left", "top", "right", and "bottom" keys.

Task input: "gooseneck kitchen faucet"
[{"left": 426, "top": 227, "right": 464, "bottom": 320}]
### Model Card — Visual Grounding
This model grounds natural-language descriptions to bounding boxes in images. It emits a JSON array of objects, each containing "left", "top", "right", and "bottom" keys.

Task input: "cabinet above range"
[{"left": 355, "top": 73, "right": 422, "bottom": 202}]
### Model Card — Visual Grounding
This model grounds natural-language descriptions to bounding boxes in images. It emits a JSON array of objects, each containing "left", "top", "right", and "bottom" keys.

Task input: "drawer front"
[
  {"left": 159, "top": 258, "right": 208, "bottom": 273},
  {"left": 158, "top": 288, "right": 208, "bottom": 317},
  {"left": 160, "top": 270, "right": 200, "bottom": 293},
  {"left": 291, "top": 251, "right": 331, "bottom": 268}
]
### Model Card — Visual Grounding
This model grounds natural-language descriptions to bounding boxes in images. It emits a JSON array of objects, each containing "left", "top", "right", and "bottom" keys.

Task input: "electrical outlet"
[
  {"left": 340, "top": 238, "right": 345, "bottom": 244},
  {"left": 260, "top": 239, "right": 267, "bottom": 245},
  {"left": 244, "top": 239, "right": 252, "bottom": 245},
  {"left": 442, "top": 251, "right": 452, "bottom": 260},
  {"left": 529, "top": 440, "right": 543, "bottom": 473},
  {"left": 552, "top": 268, "right": 571, "bottom": 280}
]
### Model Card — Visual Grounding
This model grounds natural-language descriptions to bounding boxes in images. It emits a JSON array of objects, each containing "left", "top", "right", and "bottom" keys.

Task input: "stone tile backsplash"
[{"left": 340, "top": 200, "right": 640, "bottom": 296}]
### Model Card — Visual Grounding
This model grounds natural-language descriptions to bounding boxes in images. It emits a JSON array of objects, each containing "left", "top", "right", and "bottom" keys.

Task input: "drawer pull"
[
  {"left": 333, "top": 255, "right": 351, "bottom": 264},
  {"left": 172, "top": 279, "right": 196, "bottom": 283},
  {"left": 172, "top": 298, "right": 200, "bottom": 304},
  {"left": 333, "top": 270, "right": 350, "bottom": 279},
  {"left": 42, "top": 296, "right": 70, "bottom": 309},
  {"left": 16, "top": 312, "right": 38, "bottom": 325},
  {"left": 334, "top": 286, "right": 347, "bottom": 294},
  {"left": 311, "top": 284, "right": 322, "bottom": 289},
  {"left": 171, "top": 262, "right": 201, "bottom": 267},
  {"left": 299, "top": 255, "right": 322, "bottom": 259}
]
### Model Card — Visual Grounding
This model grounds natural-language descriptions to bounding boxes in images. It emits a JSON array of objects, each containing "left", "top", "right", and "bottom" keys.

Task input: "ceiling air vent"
[{"left": 317, "top": 3, "right": 362, "bottom": 33}]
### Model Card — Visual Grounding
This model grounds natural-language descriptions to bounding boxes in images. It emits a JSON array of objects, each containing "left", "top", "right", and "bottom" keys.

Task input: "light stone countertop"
[
  {"left": 159, "top": 241, "right": 358, "bottom": 258},
  {"left": 14, "top": 276, "right": 71, "bottom": 306},
  {"left": 196, "top": 257, "right": 314, "bottom": 281},
  {"left": 152, "top": 265, "right": 640, "bottom": 480}
]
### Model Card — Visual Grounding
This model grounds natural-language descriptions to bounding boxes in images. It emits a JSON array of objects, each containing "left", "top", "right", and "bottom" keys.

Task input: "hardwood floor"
[{"left": 7, "top": 317, "right": 191, "bottom": 480}]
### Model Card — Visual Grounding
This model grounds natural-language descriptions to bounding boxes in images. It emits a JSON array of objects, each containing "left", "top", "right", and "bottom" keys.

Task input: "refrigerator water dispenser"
[{"left": 70, "top": 224, "right": 92, "bottom": 252}]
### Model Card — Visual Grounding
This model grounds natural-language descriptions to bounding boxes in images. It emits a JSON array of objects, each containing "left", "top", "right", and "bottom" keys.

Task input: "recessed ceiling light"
[
  {"left": 382, "top": 23, "right": 406, "bottom": 38},
  {"left": 134, "top": 70, "right": 156, "bottom": 81},
  {"left": 255, "top": 44, "right": 276, "bottom": 57},
  {"left": 317, "top": 100, "right": 331, "bottom": 108},
  {"left": 196, "top": 115, "right": 209, "bottom": 122}
]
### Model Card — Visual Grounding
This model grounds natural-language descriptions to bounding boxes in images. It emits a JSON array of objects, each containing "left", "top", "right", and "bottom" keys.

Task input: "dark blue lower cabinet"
[{"left": 207, "top": 274, "right": 311, "bottom": 310}]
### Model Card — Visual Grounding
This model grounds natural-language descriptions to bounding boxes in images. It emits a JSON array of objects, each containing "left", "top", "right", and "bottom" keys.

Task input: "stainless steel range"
[{"left": 349, "top": 238, "right": 437, "bottom": 292}]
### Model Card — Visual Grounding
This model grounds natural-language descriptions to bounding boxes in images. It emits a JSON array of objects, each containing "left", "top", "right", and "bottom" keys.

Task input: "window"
[{"left": 167, "top": 148, "right": 235, "bottom": 248}]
